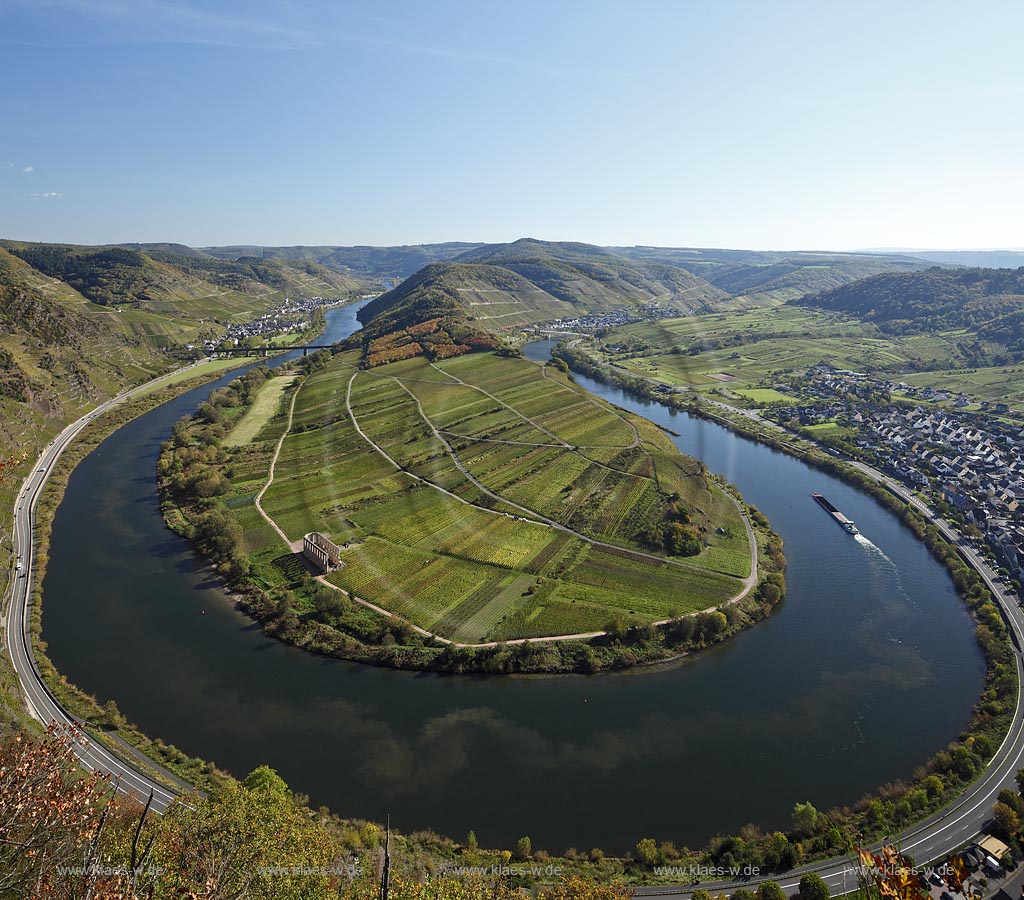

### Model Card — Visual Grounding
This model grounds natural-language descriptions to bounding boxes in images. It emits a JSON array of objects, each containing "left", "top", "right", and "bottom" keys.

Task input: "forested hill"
[
  {"left": 356, "top": 238, "right": 727, "bottom": 338},
  {"left": 610, "top": 246, "right": 930, "bottom": 304},
  {"left": 203, "top": 241, "right": 929, "bottom": 298},
  {"left": 795, "top": 266, "right": 1024, "bottom": 353},
  {"left": 453, "top": 238, "right": 726, "bottom": 307},
  {"left": 203, "top": 242, "right": 481, "bottom": 281},
  {"left": 0, "top": 240, "right": 370, "bottom": 598},
  {"left": 1, "top": 240, "right": 362, "bottom": 308}
]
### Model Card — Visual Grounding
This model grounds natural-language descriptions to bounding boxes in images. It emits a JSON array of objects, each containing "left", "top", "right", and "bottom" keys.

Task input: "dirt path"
[
  {"left": 258, "top": 361, "right": 760, "bottom": 649},
  {"left": 253, "top": 380, "right": 304, "bottom": 553}
]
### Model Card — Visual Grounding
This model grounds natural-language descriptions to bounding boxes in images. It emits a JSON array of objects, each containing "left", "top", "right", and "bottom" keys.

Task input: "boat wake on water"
[
  {"left": 853, "top": 533, "right": 920, "bottom": 616},
  {"left": 854, "top": 532, "right": 893, "bottom": 563}
]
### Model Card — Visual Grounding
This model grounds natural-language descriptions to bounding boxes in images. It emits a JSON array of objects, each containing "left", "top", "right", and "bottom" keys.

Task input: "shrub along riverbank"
[
  {"left": 20, "top": 339, "right": 1016, "bottom": 888},
  {"left": 157, "top": 349, "right": 786, "bottom": 676},
  {"left": 552, "top": 342, "right": 1018, "bottom": 870}
]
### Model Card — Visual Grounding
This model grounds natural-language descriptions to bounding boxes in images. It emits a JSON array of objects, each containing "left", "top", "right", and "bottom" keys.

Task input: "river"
[{"left": 39, "top": 313, "right": 984, "bottom": 853}]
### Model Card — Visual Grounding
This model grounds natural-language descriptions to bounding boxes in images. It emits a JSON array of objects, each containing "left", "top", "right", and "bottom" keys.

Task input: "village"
[
  {"left": 767, "top": 366, "right": 1024, "bottom": 588},
  {"left": 537, "top": 302, "right": 683, "bottom": 336},
  {"left": 201, "top": 294, "right": 356, "bottom": 353}
]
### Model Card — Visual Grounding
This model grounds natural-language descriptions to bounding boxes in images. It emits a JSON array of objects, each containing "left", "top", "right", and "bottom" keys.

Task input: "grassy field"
[
  {"left": 224, "top": 373, "right": 296, "bottom": 447},
  {"left": 224, "top": 350, "right": 751, "bottom": 642},
  {"left": 131, "top": 357, "right": 252, "bottom": 398}
]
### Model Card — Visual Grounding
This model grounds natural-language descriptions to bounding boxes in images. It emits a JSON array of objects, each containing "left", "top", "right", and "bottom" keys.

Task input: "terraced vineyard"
[{"left": 235, "top": 350, "right": 753, "bottom": 643}]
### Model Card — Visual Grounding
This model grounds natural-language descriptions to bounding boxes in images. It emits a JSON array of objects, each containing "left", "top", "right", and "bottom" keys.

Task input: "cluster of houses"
[
  {"left": 773, "top": 366, "right": 1024, "bottom": 582},
  {"left": 859, "top": 406, "right": 1024, "bottom": 577},
  {"left": 540, "top": 304, "right": 681, "bottom": 336},
  {"left": 202, "top": 295, "right": 344, "bottom": 353}
]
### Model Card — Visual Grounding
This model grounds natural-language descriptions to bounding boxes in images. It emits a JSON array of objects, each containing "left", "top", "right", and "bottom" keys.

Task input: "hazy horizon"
[{"left": 2, "top": 0, "right": 1022, "bottom": 250}]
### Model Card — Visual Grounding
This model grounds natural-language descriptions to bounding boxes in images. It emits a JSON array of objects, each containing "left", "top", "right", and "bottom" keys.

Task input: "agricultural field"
[
  {"left": 900, "top": 365, "right": 1024, "bottom": 414},
  {"left": 590, "top": 306, "right": 984, "bottom": 404},
  {"left": 222, "top": 349, "right": 753, "bottom": 642}
]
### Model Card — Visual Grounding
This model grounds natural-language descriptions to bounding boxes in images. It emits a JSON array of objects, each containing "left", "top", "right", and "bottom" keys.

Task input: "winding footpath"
[{"left": 4, "top": 356, "right": 1024, "bottom": 895}]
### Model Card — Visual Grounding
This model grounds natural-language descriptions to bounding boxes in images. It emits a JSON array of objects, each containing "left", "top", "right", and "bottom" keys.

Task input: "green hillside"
[
  {"left": 203, "top": 242, "right": 481, "bottom": 281},
  {"left": 0, "top": 240, "right": 365, "bottom": 349},
  {"left": 795, "top": 266, "right": 1024, "bottom": 357},
  {"left": 0, "top": 240, "right": 370, "bottom": 617},
  {"left": 356, "top": 261, "right": 579, "bottom": 339},
  {"left": 610, "top": 246, "right": 930, "bottom": 304},
  {"left": 452, "top": 238, "right": 727, "bottom": 309},
  {"left": 355, "top": 239, "right": 727, "bottom": 352}
]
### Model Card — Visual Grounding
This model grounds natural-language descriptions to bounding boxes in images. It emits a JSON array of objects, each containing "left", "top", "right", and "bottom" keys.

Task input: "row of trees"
[{"left": 159, "top": 368, "right": 273, "bottom": 580}]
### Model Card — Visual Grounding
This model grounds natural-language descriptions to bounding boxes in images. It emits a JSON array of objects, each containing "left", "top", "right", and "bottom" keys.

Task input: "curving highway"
[
  {"left": 2, "top": 364, "right": 210, "bottom": 812},
  {"left": 3, "top": 362, "right": 1024, "bottom": 892},
  {"left": 634, "top": 415, "right": 1024, "bottom": 897}
]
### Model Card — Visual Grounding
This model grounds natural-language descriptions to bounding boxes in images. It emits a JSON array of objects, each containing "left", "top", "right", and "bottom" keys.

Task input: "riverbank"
[
  {"left": 553, "top": 341, "right": 1017, "bottom": 850},
  {"left": 158, "top": 348, "right": 787, "bottom": 676},
  {"left": 25, "top": 358, "right": 258, "bottom": 792},
  {"left": 35, "top": 311, "right": 991, "bottom": 855}
]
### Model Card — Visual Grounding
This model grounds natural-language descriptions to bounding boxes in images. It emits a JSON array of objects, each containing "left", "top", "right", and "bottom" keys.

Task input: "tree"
[
  {"left": 538, "top": 877, "right": 635, "bottom": 899},
  {"left": 466, "top": 829, "right": 478, "bottom": 850},
  {"left": 0, "top": 725, "right": 120, "bottom": 897},
  {"left": 757, "top": 882, "right": 788, "bottom": 900},
  {"left": 1001, "top": 787, "right": 1024, "bottom": 815},
  {"left": 516, "top": 835, "right": 532, "bottom": 860},
  {"left": 799, "top": 873, "right": 830, "bottom": 900},
  {"left": 154, "top": 776, "right": 341, "bottom": 899},
  {"left": 243, "top": 765, "right": 290, "bottom": 798},
  {"left": 792, "top": 801, "right": 819, "bottom": 836},
  {"left": 635, "top": 837, "right": 661, "bottom": 866},
  {"left": 993, "top": 801, "right": 1021, "bottom": 839}
]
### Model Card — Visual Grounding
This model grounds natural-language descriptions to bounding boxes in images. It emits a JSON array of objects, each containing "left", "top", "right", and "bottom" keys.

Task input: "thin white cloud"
[
  {"left": 3, "top": 0, "right": 553, "bottom": 70},
  {"left": 21, "top": 166, "right": 34, "bottom": 174},
  {"left": 11, "top": 0, "right": 325, "bottom": 49},
  {"left": 31, "top": 191, "right": 63, "bottom": 199}
]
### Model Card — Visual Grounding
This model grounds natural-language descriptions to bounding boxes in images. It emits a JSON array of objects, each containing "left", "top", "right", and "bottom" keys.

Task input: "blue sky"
[{"left": 2, "top": 0, "right": 1022, "bottom": 250}]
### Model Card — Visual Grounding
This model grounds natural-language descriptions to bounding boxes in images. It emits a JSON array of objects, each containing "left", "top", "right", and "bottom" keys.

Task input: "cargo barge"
[{"left": 812, "top": 493, "right": 859, "bottom": 534}]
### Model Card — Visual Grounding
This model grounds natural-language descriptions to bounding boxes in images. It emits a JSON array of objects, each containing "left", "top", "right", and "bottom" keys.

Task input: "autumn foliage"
[
  {"left": 363, "top": 317, "right": 498, "bottom": 368},
  {"left": 0, "top": 728, "right": 635, "bottom": 899}
]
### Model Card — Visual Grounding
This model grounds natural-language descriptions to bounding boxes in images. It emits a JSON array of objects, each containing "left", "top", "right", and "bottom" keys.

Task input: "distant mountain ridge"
[
  {"left": 609, "top": 246, "right": 931, "bottom": 303},
  {"left": 354, "top": 239, "right": 728, "bottom": 344},
  {"left": 201, "top": 241, "right": 932, "bottom": 302},
  {"left": 203, "top": 242, "right": 482, "bottom": 281},
  {"left": 1, "top": 240, "right": 364, "bottom": 312},
  {"left": 868, "top": 249, "right": 1024, "bottom": 269},
  {"left": 795, "top": 265, "right": 1024, "bottom": 357}
]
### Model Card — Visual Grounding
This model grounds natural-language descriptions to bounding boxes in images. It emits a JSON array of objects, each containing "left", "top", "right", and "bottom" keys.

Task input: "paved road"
[
  {"left": 4, "top": 354, "right": 1024, "bottom": 891},
  {"left": 2, "top": 364, "right": 210, "bottom": 812},
  {"left": 634, "top": 406, "right": 1024, "bottom": 897}
]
